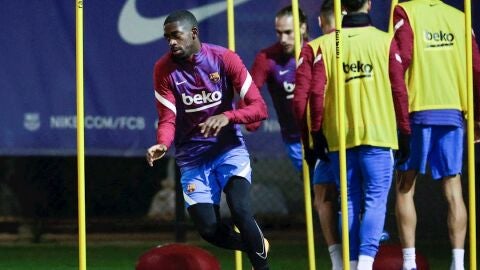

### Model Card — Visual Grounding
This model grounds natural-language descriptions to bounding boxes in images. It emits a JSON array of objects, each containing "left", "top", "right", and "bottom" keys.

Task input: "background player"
[
  {"left": 248, "top": 5, "right": 308, "bottom": 171},
  {"left": 293, "top": 1, "right": 343, "bottom": 269},
  {"left": 145, "top": 10, "right": 270, "bottom": 270},
  {"left": 308, "top": 0, "right": 411, "bottom": 268},
  {"left": 392, "top": 1, "right": 480, "bottom": 269}
]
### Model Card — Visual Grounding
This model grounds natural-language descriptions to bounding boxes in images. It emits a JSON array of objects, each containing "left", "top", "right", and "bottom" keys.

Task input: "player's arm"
[
  {"left": 393, "top": 5, "right": 413, "bottom": 73},
  {"left": 294, "top": 43, "right": 319, "bottom": 165},
  {"left": 308, "top": 47, "right": 327, "bottom": 133},
  {"left": 223, "top": 50, "right": 268, "bottom": 124},
  {"left": 389, "top": 40, "right": 412, "bottom": 164},
  {"left": 472, "top": 32, "right": 480, "bottom": 141},
  {"left": 293, "top": 44, "right": 316, "bottom": 143},
  {"left": 147, "top": 62, "right": 176, "bottom": 166},
  {"left": 389, "top": 40, "right": 411, "bottom": 135},
  {"left": 308, "top": 47, "right": 330, "bottom": 161},
  {"left": 240, "top": 51, "right": 270, "bottom": 132},
  {"left": 251, "top": 50, "right": 270, "bottom": 89}
]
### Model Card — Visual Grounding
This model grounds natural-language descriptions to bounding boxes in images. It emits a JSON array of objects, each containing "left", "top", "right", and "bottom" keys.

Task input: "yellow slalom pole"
[
  {"left": 464, "top": 0, "right": 477, "bottom": 269},
  {"left": 334, "top": 1, "right": 350, "bottom": 269},
  {"left": 227, "top": 0, "right": 235, "bottom": 52},
  {"left": 388, "top": 0, "right": 398, "bottom": 34},
  {"left": 291, "top": 1, "right": 316, "bottom": 270},
  {"left": 75, "top": 1, "right": 87, "bottom": 270},
  {"left": 291, "top": 0, "right": 302, "bottom": 60},
  {"left": 226, "top": 0, "right": 242, "bottom": 269}
]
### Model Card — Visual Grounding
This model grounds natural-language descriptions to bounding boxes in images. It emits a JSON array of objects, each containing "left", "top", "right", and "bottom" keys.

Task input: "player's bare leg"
[
  {"left": 442, "top": 174, "right": 466, "bottom": 270},
  {"left": 313, "top": 184, "right": 342, "bottom": 269},
  {"left": 395, "top": 169, "right": 418, "bottom": 270},
  {"left": 442, "top": 174, "right": 467, "bottom": 248}
]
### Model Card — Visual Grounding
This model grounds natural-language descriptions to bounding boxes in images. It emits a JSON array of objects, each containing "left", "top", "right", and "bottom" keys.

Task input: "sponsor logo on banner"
[
  {"left": 24, "top": 113, "right": 41, "bottom": 131},
  {"left": 49, "top": 115, "right": 146, "bottom": 130},
  {"left": 118, "top": 0, "right": 253, "bottom": 45}
]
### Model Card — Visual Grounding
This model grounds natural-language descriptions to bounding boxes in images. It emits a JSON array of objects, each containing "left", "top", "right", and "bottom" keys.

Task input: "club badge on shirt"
[
  {"left": 209, "top": 72, "right": 220, "bottom": 83},
  {"left": 186, "top": 183, "right": 196, "bottom": 193}
]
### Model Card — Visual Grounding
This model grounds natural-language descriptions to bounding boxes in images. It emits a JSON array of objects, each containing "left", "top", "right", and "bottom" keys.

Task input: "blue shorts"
[
  {"left": 312, "top": 159, "right": 335, "bottom": 185},
  {"left": 397, "top": 124, "right": 463, "bottom": 180},
  {"left": 180, "top": 146, "right": 252, "bottom": 207},
  {"left": 284, "top": 141, "right": 303, "bottom": 171}
]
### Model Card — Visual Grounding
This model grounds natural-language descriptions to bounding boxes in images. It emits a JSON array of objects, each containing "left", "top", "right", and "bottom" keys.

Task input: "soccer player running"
[
  {"left": 248, "top": 5, "right": 308, "bottom": 171},
  {"left": 293, "top": 1, "right": 343, "bottom": 269},
  {"left": 392, "top": 1, "right": 480, "bottom": 269},
  {"left": 145, "top": 10, "right": 270, "bottom": 270},
  {"left": 308, "top": 0, "right": 411, "bottom": 269}
]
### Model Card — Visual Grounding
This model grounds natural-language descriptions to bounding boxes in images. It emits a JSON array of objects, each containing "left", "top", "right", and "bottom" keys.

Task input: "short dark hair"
[
  {"left": 164, "top": 10, "right": 198, "bottom": 28},
  {"left": 276, "top": 5, "right": 307, "bottom": 26},
  {"left": 320, "top": 0, "right": 334, "bottom": 17},
  {"left": 341, "top": 0, "right": 367, "bottom": 12}
]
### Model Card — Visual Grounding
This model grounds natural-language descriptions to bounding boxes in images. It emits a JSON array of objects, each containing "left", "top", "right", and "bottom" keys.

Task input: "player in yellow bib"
[
  {"left": 308, "top": 0, "right": 411, "bottom": 268},
  {"left": 392, "top": 1, "right": 480, "bottom": 269}
]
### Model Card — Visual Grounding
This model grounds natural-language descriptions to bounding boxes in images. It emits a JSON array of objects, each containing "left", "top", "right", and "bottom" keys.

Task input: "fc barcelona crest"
[{"left": 209, "top": 72, "right": 220, "bottom": 83}]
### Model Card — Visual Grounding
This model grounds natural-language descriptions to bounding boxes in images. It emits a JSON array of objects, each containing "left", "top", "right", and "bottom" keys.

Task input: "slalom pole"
[
  {"left": 226, "top": 0, "right": 242, "bottom": 269},
  {"left": 388, "top": 0, "right": 398, "bottom": 34},
  {"left": 291, "top": 1, "right": 316, "bottom": 269},
  {"left": 75, "top": 1, "right": 87, "bottom": 270},
  {"left": 333, "top": 0, "right": 350, "bottom": 269},
  {"left": 464, "top": 0, "right": 477, "bottom": 268},
  {"left": 227, "top": 0, "right": 236, "bottom": 52}
]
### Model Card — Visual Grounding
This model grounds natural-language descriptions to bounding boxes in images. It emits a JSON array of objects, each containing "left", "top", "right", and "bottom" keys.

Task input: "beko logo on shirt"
[
  {"left": 424, "top": 30, "right": 454, "bottom": 42},
  {"left": 181, "top": 90, "right": 222, "bottom": 112},
  {"left": 283, "top": 81, "right": 295, "bottom": 99},
  {"left": 424, "top": 30, "right": 455, "bottom": 48},
  {"left": 343, "top": 61, "right": 373, "bottom": 82},
  {"left": 182, "top": 90, "right": 222, "bottom": 105},
  {"left": 343, "top": 61, "right": 373, "bottom": 73}
]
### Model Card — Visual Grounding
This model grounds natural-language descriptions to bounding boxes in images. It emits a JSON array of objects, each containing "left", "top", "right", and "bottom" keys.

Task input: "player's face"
[
  {"left": 164, "top": 21, "right": 197, "bottom": 59},
  {"left": 275, "top": 15, "right": 295, "bottom": 55}
]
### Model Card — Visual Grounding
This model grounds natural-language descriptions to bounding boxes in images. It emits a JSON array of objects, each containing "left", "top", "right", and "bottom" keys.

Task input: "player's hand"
[
  {"left": 395, "top": 132, "right": 411, "bottom": 166},
  {"left": 198, "top": 114, "right": 229, "bottom": 137},
  {"left": 312, "top": 130, "right": 330, "bottom": 162},
  {"left": 245, "top": 121, "right": 262, "bottom": 132},
  {"left": 146, "top": 144, "right": 168, "bottom": 167},
  {"left": 303, "top": 146, "right": 318, "bottom": 169}
]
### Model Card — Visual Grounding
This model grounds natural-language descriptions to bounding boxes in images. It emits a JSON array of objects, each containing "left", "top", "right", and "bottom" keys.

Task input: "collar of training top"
[{"left": 342, "top": 13, "right": 372, "bottom": 28}]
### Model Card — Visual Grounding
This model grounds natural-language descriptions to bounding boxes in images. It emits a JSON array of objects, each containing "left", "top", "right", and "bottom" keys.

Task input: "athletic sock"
[
  {"left": 450, "top": 249, "right": 464, "bottom": 270},
  {"left": 328, "top": 244, "right": 343, "bottom": 270},
  {"left": 350, "top": 260, "right": 358, "bottom": 270},
  {"left": 402, "top": 248, "right": 416, "bottom": 270},
  {"left": 357, "top": 255, "right": 374, "bottom": 270}
]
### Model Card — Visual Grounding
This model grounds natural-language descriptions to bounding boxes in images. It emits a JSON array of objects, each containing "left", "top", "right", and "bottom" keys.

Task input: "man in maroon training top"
[{"left": 249, "top": 5, "right": 308, "bottom": 171}]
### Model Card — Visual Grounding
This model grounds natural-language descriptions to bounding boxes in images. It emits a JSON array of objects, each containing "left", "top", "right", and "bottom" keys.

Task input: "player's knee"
[
  {"left": 197, "top": 222, "right": 218, "bottom": 241},
  {"left": 229, "top": 202, "right": 251, "bottom": 221},
  {"left": 396, "top": 171, "right": 416, "bottom": 193}
]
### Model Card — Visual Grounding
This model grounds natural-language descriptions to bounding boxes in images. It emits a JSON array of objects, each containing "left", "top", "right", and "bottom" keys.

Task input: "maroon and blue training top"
[
  {"left": 153, "top": 43, "right": 267, "bottom": 167},
  {"left": 250, "top": 43, "right": 301, "bottom": 143}
]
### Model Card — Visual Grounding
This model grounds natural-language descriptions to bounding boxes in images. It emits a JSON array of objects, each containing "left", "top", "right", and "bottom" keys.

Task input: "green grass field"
[{"left": 0, "top": 233, "right": 462, "bottom": 270}]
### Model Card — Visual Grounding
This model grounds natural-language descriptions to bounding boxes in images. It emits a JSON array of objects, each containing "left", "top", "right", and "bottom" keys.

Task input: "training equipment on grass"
[
  {"left": 373, "top": 244, "right": 429, "bottom": 270},
  {"left": 135, "top": 243, "right": 220, "bottom": 270}
]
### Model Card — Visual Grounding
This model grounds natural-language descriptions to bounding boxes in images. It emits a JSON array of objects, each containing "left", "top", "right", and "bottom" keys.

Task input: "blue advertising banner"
[{"left": 0, "top": 0, "right": 478, "bottom": 156}]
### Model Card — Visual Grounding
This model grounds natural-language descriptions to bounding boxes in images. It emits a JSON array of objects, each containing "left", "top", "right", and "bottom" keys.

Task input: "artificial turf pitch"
[{"left": 0, "top": 238, "right": 459, "bottom": 269}]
